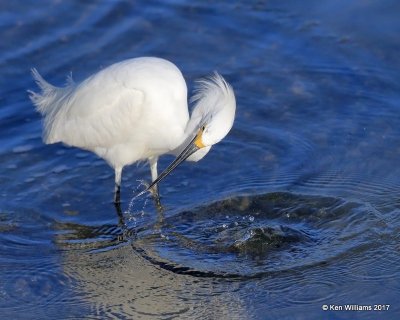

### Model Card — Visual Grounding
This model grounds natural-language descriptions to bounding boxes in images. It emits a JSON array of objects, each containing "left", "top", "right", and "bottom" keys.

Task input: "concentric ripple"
[
  {"left": 130, "top": 192, "right": 384, "bottom": 278},
  {"left": 0, "top": 211, "right": 81, "bottom": 317}
]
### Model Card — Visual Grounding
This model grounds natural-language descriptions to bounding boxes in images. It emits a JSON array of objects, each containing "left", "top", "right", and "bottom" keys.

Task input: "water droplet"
[
  {"left": 160, "top": 234, "right": 169, "bottom": 240},
  {"left": 249, "top": 216, "right": 255, "bottom": 222}
]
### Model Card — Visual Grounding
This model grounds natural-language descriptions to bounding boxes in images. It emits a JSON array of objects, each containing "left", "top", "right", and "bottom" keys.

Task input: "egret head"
[{"left": 144, "top": 73, "right": 236, "bottom": 192}]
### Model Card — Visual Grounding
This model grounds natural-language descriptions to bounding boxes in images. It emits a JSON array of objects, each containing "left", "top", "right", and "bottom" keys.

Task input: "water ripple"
[
  {"left": 0, "top": 210, "right": 82, "bottom": 317},
  {"left": 118, "top": 192, "right": 387, "bottom": 279}
]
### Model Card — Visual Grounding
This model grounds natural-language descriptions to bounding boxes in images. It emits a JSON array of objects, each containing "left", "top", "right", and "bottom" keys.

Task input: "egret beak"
[{"left": 136, "top": 128, "right": 205, "bottom": 197}]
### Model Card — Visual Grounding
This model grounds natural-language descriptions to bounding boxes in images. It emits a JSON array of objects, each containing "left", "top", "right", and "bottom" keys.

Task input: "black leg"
[
  {"left": 114, "top": 184, "right": 121, "bottom": 204},
  {"left": 149, "top": 184, "right": 159, "bottom": 198},
  {"left": 113, "top": 200, "right": 124, "bottom": 224},
  {"left": 149, "top": 184, "right": 164, "bottom": 211},
  {"left": 154, "top": 197, "right": 165, "bottom": 230},
  {"left": 154, "top": 194, "right": 163, "bottom": 212},
  {"left": 114, "top": 199, "right": 137, "bottom": 241}
]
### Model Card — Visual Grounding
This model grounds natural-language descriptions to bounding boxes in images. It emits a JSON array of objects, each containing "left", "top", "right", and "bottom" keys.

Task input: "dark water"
[{"left": 1, "top": 1, "right": 400, "bottom": 319}]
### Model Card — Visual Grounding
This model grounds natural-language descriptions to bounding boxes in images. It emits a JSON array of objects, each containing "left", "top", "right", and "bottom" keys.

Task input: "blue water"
[{"left": 1, "top": 1, "right": 400, "bottom": 319}]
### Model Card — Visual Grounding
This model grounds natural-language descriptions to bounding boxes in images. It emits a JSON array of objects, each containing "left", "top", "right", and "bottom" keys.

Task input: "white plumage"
[{"left": 29, "top": 57, "right": 236, "bottom": 203}]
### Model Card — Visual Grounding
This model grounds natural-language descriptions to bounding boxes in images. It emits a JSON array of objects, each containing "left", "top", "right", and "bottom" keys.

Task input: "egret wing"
[{"left": 45, "top": 71, "right": 145, "bottom": 149}]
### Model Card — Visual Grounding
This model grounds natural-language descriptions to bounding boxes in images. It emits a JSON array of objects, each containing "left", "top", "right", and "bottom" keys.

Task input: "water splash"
[{"left": 127, "top": 192, "right": 390, "bottom": 278}]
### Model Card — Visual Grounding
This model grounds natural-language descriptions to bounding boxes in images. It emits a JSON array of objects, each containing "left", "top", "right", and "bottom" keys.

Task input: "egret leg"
[
  {"left": 148, "top": 157, "right": 162, "bottom": 208},
  {"left": 114, "top": 200, "right": 123, "bottom": 224},
  {"left": 114, "top": 167, "right": 122, "bottom": 204},
  {"left": 148, "top": 157, "right": 159, "bottom": 195}
]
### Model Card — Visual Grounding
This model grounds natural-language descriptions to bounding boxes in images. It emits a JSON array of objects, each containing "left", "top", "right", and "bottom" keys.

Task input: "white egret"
[{"left": 29, "top": 57, "right": 236, "bottom": 203}]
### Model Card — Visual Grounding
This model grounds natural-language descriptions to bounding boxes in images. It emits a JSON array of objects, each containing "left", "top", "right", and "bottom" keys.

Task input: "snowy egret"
[{"left": 29, "top": 57, "right": 236, "bottom": 203}]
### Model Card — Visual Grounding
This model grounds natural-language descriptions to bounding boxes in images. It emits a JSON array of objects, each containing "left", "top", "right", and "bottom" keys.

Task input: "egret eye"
[{"left": 201, "top": 125, "right": 206, "bottom": 131}]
